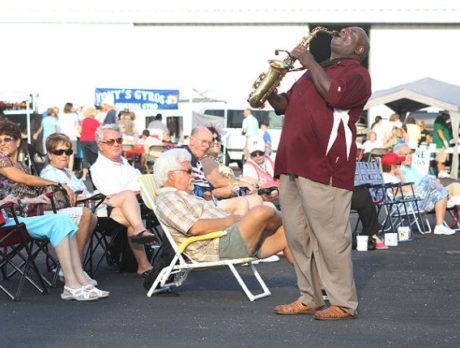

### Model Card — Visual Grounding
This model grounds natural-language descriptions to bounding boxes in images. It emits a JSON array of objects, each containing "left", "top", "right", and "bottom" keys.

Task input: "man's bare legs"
[
  {"left": 107, "top": 191, "right": 153, "bottom": 275},
  {"left": 107, "top": 190, "right": 153, "bottom": 237},
  {"left": 238, "top": 205, "right": 293, "bottom": 264}
]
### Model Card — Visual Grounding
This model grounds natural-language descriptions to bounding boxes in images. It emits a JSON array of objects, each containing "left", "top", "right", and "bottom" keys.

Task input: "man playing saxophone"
[{"left": 268, "top": 27, "right": 371, "bottom": 320}]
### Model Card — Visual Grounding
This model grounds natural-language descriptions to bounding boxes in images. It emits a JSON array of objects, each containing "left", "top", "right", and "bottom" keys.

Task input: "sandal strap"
[{"left": 63, "top": 285, "right": 96, "bottom": 300}]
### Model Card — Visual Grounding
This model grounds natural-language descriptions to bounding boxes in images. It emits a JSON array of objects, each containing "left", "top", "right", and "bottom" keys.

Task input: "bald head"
[
  {"left": 331, "top": 26, "right": 369, "bottom": 62},
  {"left": 189, "top": 126, "right": 213, "bottom": 158}
]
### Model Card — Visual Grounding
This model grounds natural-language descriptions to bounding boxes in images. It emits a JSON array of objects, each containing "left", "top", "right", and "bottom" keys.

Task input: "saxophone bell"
[{"left": 248, "top": 26, "right": 335, "bottom": 109}]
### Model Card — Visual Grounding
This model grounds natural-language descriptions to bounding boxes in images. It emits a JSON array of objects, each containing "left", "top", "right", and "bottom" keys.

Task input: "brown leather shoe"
[
  {"left": 314, "top": 305, "right": 357, "bottom": 320},
  {"left": 274, "top": 300, "right": 318, "bottom": 315}
]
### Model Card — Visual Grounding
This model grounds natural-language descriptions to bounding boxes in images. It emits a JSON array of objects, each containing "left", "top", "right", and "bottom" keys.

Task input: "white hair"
[
  {"left": 394, "top": 143, "right": 409, "bottom": 155},
  {"left": 95, "top": 124, "right": 121, "bottom": 143},
  {"left": 154, "top": 148, "right": 192, "bottom": 187}
]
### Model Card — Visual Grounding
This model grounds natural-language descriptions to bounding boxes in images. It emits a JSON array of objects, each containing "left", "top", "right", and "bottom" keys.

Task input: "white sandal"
[
  {"left": 82, "top": 284, "right": 110, "bottom": 299},
  {"left": 61, "top": 286, "right": 98, "bottom": 301}
]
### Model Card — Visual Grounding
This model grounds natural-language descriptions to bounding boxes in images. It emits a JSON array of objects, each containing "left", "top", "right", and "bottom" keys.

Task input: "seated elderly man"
[
  {"left": 187, "top": 126, "right": 264, "bottom": 215},
  {"left": 153, "top": 148, "right": 293, "bottom": 264},
  {"left": 381, "top": 152, "right": 455, "bottom": 235},
  {"left": 90, "top": 124, "right": 155, "bottom": 276}
]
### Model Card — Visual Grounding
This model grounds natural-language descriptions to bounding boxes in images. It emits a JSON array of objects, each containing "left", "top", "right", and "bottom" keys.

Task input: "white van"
[{"left": 201, "top": 107, "right": 284, "bottom": 168}]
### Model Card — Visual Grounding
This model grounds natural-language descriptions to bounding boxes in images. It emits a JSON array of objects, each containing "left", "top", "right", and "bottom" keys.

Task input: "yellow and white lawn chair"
[{"left": 138, "top": 174, "right": 271, "bottom": 301}]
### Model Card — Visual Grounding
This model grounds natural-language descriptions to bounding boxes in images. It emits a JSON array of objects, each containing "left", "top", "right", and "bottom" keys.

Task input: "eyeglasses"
[
  {"left": 251, "top": 151, "right": 265, "bottom": 157},
  {"left": 212, "top": 136, "right": 222, "bottom": 143},
  {"left": 0, "top": 137, "right": 16, "bottom": 144},
  {"left": 51, "top": 148, "right": 73, "bottom": 156},
  {"left": 174, "top": 169, "right": 193, "bottom": 175},
  {"left": 101, "top": 138, "right": 123, "bottom": 146}
]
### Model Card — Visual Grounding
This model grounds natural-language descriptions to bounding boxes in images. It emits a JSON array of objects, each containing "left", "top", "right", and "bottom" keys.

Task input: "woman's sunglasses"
[
  {"left": 251, "top": 151, "right": 265, "bottom": 157},
  {"left": 101, "top": 138, "right": 123, "bottom": 146},
  {"left": 0, "top": 137, "right": 16, "bottom": 144},
  {"left": 51, "top": 148, "right": 73, "bottom": 156},
  {"left": 212, "top": 135, "right": 222, "bottom": 142}
]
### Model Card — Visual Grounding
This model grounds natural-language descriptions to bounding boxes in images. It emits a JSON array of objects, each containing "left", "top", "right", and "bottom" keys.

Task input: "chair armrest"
[{"left": 177, "top": 231, "right": 227, "bottom": 254}]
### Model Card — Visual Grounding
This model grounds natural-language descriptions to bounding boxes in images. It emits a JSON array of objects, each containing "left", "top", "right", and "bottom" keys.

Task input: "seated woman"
[
  {"left": 1, "top": 193, "right": 108, "bottom": 301},
  {"left": 0, "top": 121, "right": 96, "bottom": 270},
  {"left": 242, "top": 137, "right": 279, "bottom": 202},
  {"left": 201, "top": 126, "right": 267, "bottom": 213},
  {"left": 40, "top": 133, "right": 98, "bottom": 259}
]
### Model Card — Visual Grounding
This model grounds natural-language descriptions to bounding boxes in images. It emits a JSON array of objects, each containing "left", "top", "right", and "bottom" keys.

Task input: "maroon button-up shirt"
[{"left": 274, "top": 59, "right": 371, "bottom": 191}]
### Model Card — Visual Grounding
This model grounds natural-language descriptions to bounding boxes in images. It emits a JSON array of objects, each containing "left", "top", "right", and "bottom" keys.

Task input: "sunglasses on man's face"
[
  {"left": 51, "top": 148, "right": 73, "bottom": 156},
  {"left": 101, "top": 138, "right": 123, "bottom": 146},
  {"left": 251, "top": 151, "right": 265, "bottom": 157}
]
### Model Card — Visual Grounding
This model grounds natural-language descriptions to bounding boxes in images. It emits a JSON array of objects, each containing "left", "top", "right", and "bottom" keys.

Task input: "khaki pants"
[{"left": 279, "top": 174, "right": 358, "bottom": 315}]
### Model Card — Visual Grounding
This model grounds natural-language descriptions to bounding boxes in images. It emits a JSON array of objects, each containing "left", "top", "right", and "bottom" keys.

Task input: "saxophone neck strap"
[{"left": 290, "top": 56, "right": 358, "bottom": 72}]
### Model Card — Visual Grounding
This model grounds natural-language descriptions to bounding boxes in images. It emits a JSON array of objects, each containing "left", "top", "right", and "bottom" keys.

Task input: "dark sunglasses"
[
  {"left": 101, "top": 138, "right": 123, "bottom": 146},
  {"left": 51, "top": 148, "right": 73, "bottom": 156},
  {"left": 0, "top": 137, "right": 16, "bottom": 144},
  {"left": 251, "top": 151, "right": 265, "bottom": 157},
  {"left": 175, "top": 168, "right": 192, "bottom": 175},
  {"left": 212, "top": 136, "right": 222, "bottom": 142}
]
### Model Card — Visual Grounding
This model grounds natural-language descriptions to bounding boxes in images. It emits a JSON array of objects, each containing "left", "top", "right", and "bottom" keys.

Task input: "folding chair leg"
[{"left": 228, "top": 263, "right": 271, "bottom": 302}]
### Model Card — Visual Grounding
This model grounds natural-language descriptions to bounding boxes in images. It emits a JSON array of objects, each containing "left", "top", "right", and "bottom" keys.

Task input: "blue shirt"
[
  {"left": 242, "top": 115, "right": 259, "bottom": 137},
  {"left": 42, "top": 116, "right": 57, "bottom": 139},
  {"left": 40, "top": 164, "right": 91, "bottom": 197},
  {"left": 401, "top": 165, "right": 424, "bottom": 185}
]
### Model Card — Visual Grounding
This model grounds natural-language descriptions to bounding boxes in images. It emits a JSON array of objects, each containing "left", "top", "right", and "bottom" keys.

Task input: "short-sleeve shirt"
[
  {"left": 400, "top": 165, "right": 424, "bottom": 186},
  {"left": 433, "top": 116, "right": 451, "bottom": 148},
  {"left": 90, "top": 153, "right": 141, "bottom": 194},
  {"left": 40, "top": 164, "right": 91, "bottom": 197},
  {"left": 0, "top": 152, "right": 42, "bottom": 198},
  {"left": 155, "top": 187, "right": 227, "bottom": 262},
  {"left": 42, "top": 116, "right": 58, "bottom": 139},
  {"left": 274, "top": 59, "right": 371, "bottom": 191},
  {"left": 58, "top": 113, "right": 79, "bottom": 140},
  {"left": 80, "top": 118, "right": 100, "bottom": 142},
  {"left": 104, "top": 109, "right": 117, "bottom": 125},
  {"left": 186, "top": 146, "right": 212, "bottom": 189},
  {"left": 242, "top": 115, "right": 259, "bottom": 137}
]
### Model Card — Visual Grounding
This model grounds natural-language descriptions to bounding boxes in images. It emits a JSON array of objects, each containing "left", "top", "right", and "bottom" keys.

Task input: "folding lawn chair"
[
  {"left": 137, "top": 174, "right": 271, "bottom": 302},
  {"left": 0, "top": 202, "right": 48, "bottom": 301},
  {"left": 354, "top": 160, "right": 429, "bottom": 237}
]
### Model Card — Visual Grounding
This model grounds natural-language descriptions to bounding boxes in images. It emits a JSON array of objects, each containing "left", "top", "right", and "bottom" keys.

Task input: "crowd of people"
[
  {"left": 2, "top": 25, "right": 458, "bottom": 324},
  {"left": 362, "top": 110, "right": 454, "bottom": 178}
]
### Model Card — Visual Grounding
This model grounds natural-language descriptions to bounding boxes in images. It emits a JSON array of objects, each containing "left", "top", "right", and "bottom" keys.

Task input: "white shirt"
[
  {"left": 90, "top": 153, "right": 141, "bottom": 195},
  {"left": 58, "top": 112, "right": 79, "bottom": 140},
  {"left": 242, "top": 158, "right": 274, "bottom": 180},
  {"left": 382, "top": 172, "right": 401, "bottom": 184}
]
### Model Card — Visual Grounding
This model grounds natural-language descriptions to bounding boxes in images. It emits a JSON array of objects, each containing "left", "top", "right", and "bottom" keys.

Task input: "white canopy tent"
[{"left": 364, "top": 77, "right": 460, "bottom": 178}]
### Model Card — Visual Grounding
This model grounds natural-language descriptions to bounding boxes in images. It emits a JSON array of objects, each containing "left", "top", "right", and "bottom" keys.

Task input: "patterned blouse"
[{"left": 0, "top": 152, "right": 43, "bottom": 199}]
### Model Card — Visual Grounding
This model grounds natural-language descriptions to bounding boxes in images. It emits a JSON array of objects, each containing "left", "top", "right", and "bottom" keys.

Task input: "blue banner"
[{"left": 95, "top": 88, "right": 179, "bottom": 110}]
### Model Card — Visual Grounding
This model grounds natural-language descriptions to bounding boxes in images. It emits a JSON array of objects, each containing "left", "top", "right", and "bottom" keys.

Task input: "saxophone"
[{"left": 247, "top": 27, "right": 336, "bottom": 109}]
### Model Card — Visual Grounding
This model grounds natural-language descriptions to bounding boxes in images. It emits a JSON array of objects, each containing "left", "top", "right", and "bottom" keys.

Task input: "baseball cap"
[
  {"left": 248, "top": 136, "right": 265, "bottom": 154},
  {"left": 381, "top": 152, "right": 405, "bottom": 167}
]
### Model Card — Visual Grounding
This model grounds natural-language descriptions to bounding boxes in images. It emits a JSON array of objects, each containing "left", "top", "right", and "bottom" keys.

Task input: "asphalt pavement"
[{"left": 2, "top": 226, "right": 460, "bottom": 347}]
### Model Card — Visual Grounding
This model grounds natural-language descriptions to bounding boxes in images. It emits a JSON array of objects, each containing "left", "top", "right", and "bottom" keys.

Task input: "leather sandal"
[
  {"left": 314, "top": 305, "right": 357, "bottom": 320},
  {"left": 274, "top": 300, "right": 321, "bottom": 315},
  {"left": 61, "top": 286, "right": 98, "bottom": 301},
  {"left": 129, "top": 230, "right": 156, "bottom": 244}
]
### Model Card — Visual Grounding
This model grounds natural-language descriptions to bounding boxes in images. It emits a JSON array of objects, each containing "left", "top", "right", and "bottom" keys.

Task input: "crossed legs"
[{"left": 105, "top": 190, "right": 153, "bottom": 274}]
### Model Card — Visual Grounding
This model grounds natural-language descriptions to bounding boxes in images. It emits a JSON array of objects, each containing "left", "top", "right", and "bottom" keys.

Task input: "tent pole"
[{"left": 450, "top": 112, "right": 460, "bottom": 179}]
